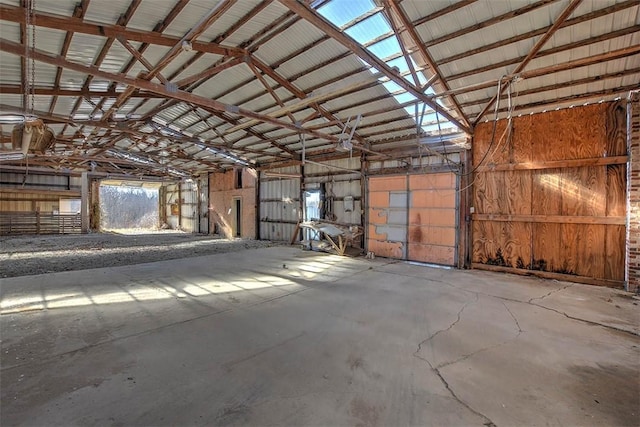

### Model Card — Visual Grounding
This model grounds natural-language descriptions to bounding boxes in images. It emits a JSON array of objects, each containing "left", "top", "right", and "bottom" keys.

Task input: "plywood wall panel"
[
  {"left": 532, "top": 169, "right": 563, "bottom": 215},
  {"left": 560, "top": 166, "right": 606, "bottom": 217},
  {"left": 473, "top": 120, "right": 509, "bottom": 166},
  {"left": 531, "top": 223, "right": 564, "bottom": 272},
  {"left": 512, "top": 119, "right": 532, "bottom": 163},
  {"left": 606, "top": 102, "right": 627, "bottom": 157},
  {"left": 605, "top": 225, "right": 625, "bottom": 281},
  {"left": 606, "top": 164, "right": 626, "bottom": 217},
  {"left": 473, "top": 103, "right": 626, "bottom": 286},
  {"left": 531, "top": 104, "right": 606, "bottom": 162},
  {"left": 570, "top": 224, "right": 606, "bottom": 279},
  {"left": 474, "top": 171, "right": 531, "bottom": 215},
  {"left": 473, "top": 221, "right": 531, "bottom": 268}
]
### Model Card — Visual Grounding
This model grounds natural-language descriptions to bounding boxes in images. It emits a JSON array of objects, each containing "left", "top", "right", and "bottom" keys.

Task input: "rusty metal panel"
[{"left": 259, "top": 168, "right": 301, "bottom": 241}]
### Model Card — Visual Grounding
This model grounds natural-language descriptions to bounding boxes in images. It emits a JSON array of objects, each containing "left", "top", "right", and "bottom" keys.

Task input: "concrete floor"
[{"left": 1, "top": 247, "right": 638, "bottom": 426}]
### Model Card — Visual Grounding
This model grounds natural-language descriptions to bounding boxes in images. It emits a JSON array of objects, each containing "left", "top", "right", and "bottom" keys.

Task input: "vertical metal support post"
[
  {"left": 255, "top": 170, "right": 261, "bottom": 240},
  {"left": 81, "top": 171, "right": 89, "bottom": 233},
  {"left": 178, "top": 183, "right": 182, "bottom": 230},
  {"left": 361, "top": 151, "right": 368, "bottom": 251}
]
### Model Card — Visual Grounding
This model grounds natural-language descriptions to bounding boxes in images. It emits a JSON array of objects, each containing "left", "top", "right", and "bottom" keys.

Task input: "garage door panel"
[
  {"left": 368, "top": 239, "right": 405, "bottom": 259},
  {"left": 369, "top": 176, "right": 406, "bottom": 191},
  {"left": 411, "top": 190, "right": 456, "bottom": 208},
  {"left": 367, "top": 173, "right": 457, "bottom": 266},
  {"left": 369, "top": 208, "right": 390, "bottom": 225},
  {"left": 410, "top": 173, "right": 456, "bottom": 189},
  {"left": 369, "top": 191, "right": 389, "bottom": 207},
  {"left": 409, "top": 208, "right": 456, "bottom": 227},
  {"left": 409, "top": 225, "right": 456, "bottom": 246},
  {"left": 368, "top": 224, "right": 389, "bottom": 241},
  {"left": 408, "top": 244, "right": 455, "bottom": 265}
]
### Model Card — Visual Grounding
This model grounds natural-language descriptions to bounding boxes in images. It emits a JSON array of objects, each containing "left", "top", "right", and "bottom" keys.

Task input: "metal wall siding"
[{"left": 259, "top": 167, "right": 301, "bottom": 241}]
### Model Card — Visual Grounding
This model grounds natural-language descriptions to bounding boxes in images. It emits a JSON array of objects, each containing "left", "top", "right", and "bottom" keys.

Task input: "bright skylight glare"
[
  {"left": 317, "top": 0, "right": 457, "bottom": 135},
  {"left": 344, "top": 13, "right": 390, "bottom": 44},
  {"left": 367, "top": 36, "right": 403, "bottom": 60},
  {"left": 317, "top": 0, "right": 375, "bottom": 28}
]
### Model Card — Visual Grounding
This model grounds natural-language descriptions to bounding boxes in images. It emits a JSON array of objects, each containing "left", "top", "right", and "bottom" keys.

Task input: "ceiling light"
[{"left": 0, "top": 113, "right": 38, "bottom": 125}]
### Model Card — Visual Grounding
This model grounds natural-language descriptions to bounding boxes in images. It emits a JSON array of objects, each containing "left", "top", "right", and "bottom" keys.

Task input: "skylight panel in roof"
[
  {"left": 366, "top": 35, "right": 402, "bottom": 60},
  {"left": 317, "top": 0, "right": 376, "bottom": 28},
  {"left": 316, "top": 0, "right": 459, "bottom": 135},
  {"left": 344, "top": 13, "right": 390, "bottom": 45}
]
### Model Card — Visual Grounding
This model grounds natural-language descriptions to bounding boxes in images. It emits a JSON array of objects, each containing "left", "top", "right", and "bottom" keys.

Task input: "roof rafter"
[
  {"left": 0, "top": 4, "right": 245, "bottom": 57},
  {"left": 473, "top": 0, "right": 584, "bottom": 124},
  {"left": 0, "top": 38, "right": 342, "bottom": 148},
  {"left": 280, "top": 0, "right": 471, "bottom": 135},
  {"left": 383, "top": 0, "right": 470, "bottom": 128}
]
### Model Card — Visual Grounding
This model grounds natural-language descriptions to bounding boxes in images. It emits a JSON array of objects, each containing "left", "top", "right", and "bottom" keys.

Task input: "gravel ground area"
[{"left": 0, "top": 231, "right": 281, "bottom": 278}]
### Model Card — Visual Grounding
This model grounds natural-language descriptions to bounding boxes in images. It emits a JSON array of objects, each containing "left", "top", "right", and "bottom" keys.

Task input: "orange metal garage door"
[{"left": 367, "top": 173, "right": 457, "bottom": 265}]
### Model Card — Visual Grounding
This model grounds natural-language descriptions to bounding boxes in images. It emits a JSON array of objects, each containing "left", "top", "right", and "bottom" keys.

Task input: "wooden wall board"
[
  {"left": 531, "top": 223, "right": 564, "bottom": 273},
  {"left": 511, "top": 117, "right": 532, "bottom": 164},
  {"left": 563, "top": 224, "right": 606, "bottom": 279},
  {"left": 560, "top": 166, "right": 606, "bottom": 217},
  {"left": 605, "top": 225, "right": 625, "bottom": 281},
  {"left": 475, "top": 171, "right": 531, "bottom": 215},
  {"left": 475, "top": 156, "right": 627, "bottom": 172},
  {"left": 471, "top": 263, "right": 623, "bottom": 288},
  {"left": 530, "top": 104, "right": 606, "bottom": 162},
  {"left": 472, "top": 103, "right": 627, "bottom": 286},
  {"left": 532, "top": 168, "right": 563, "bottom": 215},
  {"left": 606, "top": 164, "right": 627, "bottom": 217},
  {"left": 606, "top": 101, "right": 627, "bottom": 156},
  {"left": 473, "top": 214, "right": 624, "bottom": 225},
  {"left": 472, "top": 221, "right": 531, "bottom": 269},
  {"left": 472, "top": 120, "right": 509, "bottom": 166}
]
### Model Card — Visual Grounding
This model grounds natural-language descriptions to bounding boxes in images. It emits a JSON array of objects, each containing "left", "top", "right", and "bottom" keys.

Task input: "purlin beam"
[
  {"left": 48, "top": 0, "right": 90, "bottom": 115},
  {"left": 473, "top": 0, "right": 584, "bottom": 124},
  {"left": 0, "top": 39, "right": 343, "bottom": 143},
  {"left": 279, "top": 0, "right": 471, "bottom": 135},
  {"left": 384, "top": 0, "right": 470, "bottom": 128},
  {"left": 0, "top": 4, "right": 244, "bottom": 57},
  {"left": 101, "top": 0, "right": 238, "bottom": 123}
]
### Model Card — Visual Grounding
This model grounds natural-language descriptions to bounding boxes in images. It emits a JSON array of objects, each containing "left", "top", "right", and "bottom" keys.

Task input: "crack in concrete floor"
[{"left": 412, "top": 293, "right": 498, "bottom": 426}]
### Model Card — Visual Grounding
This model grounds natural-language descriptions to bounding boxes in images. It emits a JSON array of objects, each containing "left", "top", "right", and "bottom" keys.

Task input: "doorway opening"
[
  {"left": 304, "top": 188, "right": 322, "bottom": 241},
  {"left": 99, "top": 181, "right": 160, "bottom": 232},
  {"left": 233, "top": 198, "right": 241, "bottom": 237}
]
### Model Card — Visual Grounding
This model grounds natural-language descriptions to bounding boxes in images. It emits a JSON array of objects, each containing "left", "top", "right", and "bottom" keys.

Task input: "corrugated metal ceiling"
[{"left": 0, "top": 0, "right": 637, "bottom": 177}]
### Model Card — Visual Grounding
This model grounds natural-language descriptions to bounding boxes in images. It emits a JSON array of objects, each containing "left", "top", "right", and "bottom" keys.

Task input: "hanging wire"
[{"left": 29, "top": 0, "right": 36, "bottom": 115}]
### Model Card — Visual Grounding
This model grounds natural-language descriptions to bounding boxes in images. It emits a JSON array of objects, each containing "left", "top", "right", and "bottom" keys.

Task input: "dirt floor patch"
[{"left": 0, "top": 231, "right": 281, "bottom": 278}]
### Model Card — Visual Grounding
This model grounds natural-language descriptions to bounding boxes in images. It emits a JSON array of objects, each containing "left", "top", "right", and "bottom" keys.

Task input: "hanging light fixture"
[{"left": 1, "top": 0, "right": 56, "bottom": 161}]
